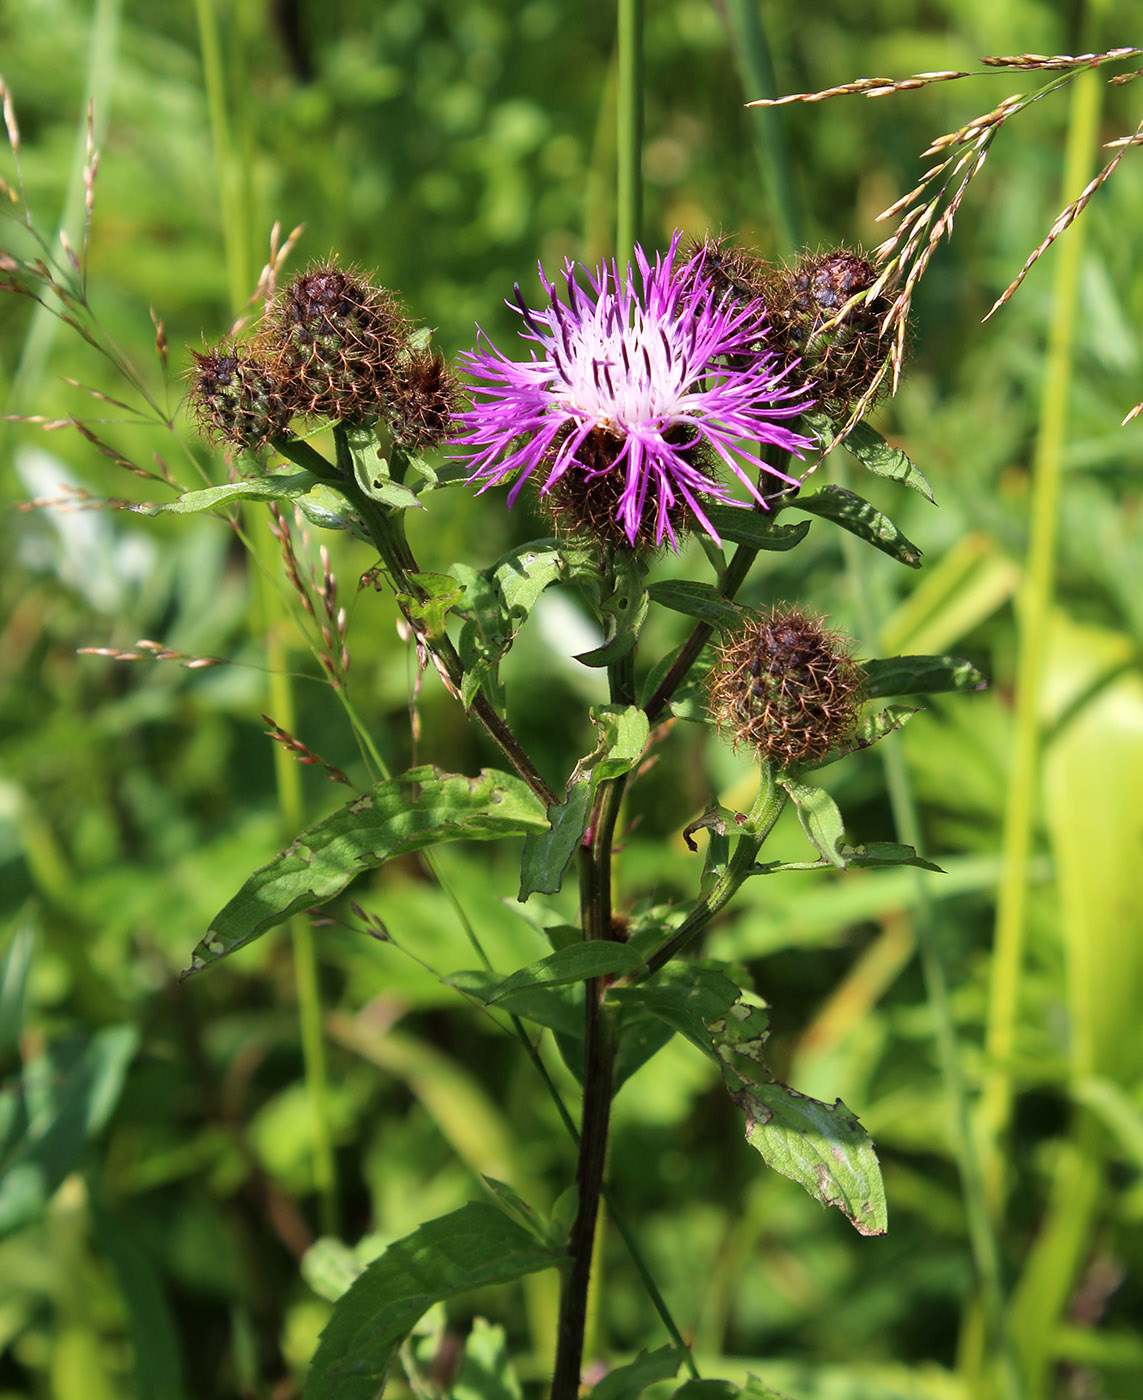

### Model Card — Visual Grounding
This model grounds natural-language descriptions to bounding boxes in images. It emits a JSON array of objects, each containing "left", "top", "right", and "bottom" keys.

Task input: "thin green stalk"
[
  {"left": 616, "top": 0, "right": 643, "bottom": 263},
  {"left": 837, "top": 509, "right": 1019, "bottom": 1400},
  {"left": 7, "top": 0, "right": 121, "bottom": 411},
  {"left": 195, "top": 0, "right": 338, "bottom": 1235},
  {"left": 981, "top": 40, "right": 1105, "bottom": 1218},
  {"left": 723, "top": 0, "right": 802, "bottom": 250}
]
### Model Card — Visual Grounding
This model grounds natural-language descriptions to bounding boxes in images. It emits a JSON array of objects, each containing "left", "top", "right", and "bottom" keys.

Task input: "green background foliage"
[{"left": 2, "top": 1, "right": 1142, "bottom": 1397}]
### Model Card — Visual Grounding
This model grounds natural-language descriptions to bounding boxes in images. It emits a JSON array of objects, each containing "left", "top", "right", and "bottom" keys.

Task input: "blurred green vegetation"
[{"left": 2, "top": 1, "right": 1142, "bottom": 1398}]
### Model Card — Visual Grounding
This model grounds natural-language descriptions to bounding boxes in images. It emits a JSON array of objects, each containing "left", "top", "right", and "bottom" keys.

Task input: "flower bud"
[
  {"left": 389, "top": 349, "right": 458, "bottom": 449},
  {"left": 707, "top": 606, "right": 864, "bottom": 768},
  {"left": 188, "top": 343, "right": 291, "bottom": 450},
  {"left": 772, "top": 250, "right": 892, "bottom": 414},
  {"left": 267, "top": 264, "right": 409, "bottom": 423}
]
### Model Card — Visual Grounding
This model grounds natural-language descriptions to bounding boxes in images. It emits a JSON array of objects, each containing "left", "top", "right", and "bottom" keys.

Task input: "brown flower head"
[
  {"left": 266, "top": 263, "right": 409, "bottom": 423},
  {"left": 707, "top": 606, "right": 864, "bottom": 768},
  {"left": 768, "top": 249, "right": 893, "bottom": 415},
  {"left": 389, "top": 348, "right": 459, "bottom": 449},
  {"left": 188, "top": 342, "right": 291, "bottom": 451}
]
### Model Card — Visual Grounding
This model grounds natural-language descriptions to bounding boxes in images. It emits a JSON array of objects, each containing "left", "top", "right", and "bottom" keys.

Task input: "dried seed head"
[
  {"left": 767, "top": 250, "right": 893, "bottom": 416},
  {"left": 389, "top": 349, "right": 459, "bottom": 448},
  {"left": 707, "top": 606, "right": 864, "bottom": 769},
  {"left": 188, "top": 343, "right": 292, "bottom": 450},
  {"left": 266, "top": 263, "right": 409, "bottom": 423}
]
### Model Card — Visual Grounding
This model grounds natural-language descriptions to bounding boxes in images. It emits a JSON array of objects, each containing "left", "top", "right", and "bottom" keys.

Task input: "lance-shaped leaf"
[
  {"left": 779, "top": 778, "right": 847, "bottom": 869},
  {"left": 707, "top": 1001, "right": 887, "bottom": 1236},
  {"left": 129, "top": 469, "right": 321, "bottom": 516},
  {"left": 484, "top": 942, "right": 646, "bottom": 1003},
  {"left": 186, "top": 768, "right": 548, "bottom": 976},
  {"left": 790, "top": 486, "right": 922, "bottom": 568},
  {"left": 519, "top": 706, "right": 650, "bottom": 900},
  {"left": 304, "top": 1203, "right": 559, "bottom": 1400},
  {"left": 575, "top": 556, "right": 649, "bottom": 667},
  {"left": 700, "top": 503, "right": 811, "bottom": 552},
  {"left": 804, "top": 411, "right": 934, "bottom": 503},
  {"left": 862, "top": 654, "right": 987, "bottom": 698},
  {"left": 346, "top": 424, "right": 423, "bottom": 511},
  {"left": 648, "top": 580, "right": 744, "bottom": 627},
  {"left": 842, "top": 418, "right": 935, "bottom": 503},
  {"left": 751, "top": 840, "right": 944, "bottom": 875},
  {"left": 588, "top": 1348, "right": 685, "bottom": 1400}
]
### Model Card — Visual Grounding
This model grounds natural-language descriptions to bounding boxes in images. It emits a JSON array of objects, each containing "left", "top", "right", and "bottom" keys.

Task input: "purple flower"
[{"left": 452, "top": 232, "right": 815, "bottom": 549}]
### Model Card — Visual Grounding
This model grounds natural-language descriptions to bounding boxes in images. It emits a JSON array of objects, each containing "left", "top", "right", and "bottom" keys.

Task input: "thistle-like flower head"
[
  {"left": 452, "top": 233, "right": 815, "bottom": 549},
  {"left": 188, "top": 342, "right": 291, "bottom": 450},
  {"left": 707, "top": 606, "right": 865, "bottom": 769}
]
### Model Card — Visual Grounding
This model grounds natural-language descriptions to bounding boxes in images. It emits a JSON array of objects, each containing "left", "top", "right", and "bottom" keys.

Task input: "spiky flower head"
[
  {"left": 707, "top": 606, "right": 865, "bottom": 769},
  {"left": 770, "top": 249, "right": 892, "bottom": 415},
  {"left": 266, "top": 263, "right": 409, "bottom": 423},
  {"left": 452, "top": 232, "right": 815, "bottom": 551},
  {"left": 388, "top": 349, "right": 459, "bottom": 449},
  {"left": 188, "top": 342, "right": 292, "bottom": 450}
]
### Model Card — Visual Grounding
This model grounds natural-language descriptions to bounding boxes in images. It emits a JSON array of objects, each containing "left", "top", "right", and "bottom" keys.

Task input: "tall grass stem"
[
  {"left": 981, "top": 31, "right": 1106, "bottom": 1218},
  {"left": 194, "top": 0, "right": 338, "bottom": 1236}
]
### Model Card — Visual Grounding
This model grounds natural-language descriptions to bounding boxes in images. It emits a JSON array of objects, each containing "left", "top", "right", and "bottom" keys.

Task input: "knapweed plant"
[
  {"left": 169, "top": 223, "right": 985, "bottom": 1400},
  {"left": 7, "top": 31, "right": 1137, "bottom": 1400}
]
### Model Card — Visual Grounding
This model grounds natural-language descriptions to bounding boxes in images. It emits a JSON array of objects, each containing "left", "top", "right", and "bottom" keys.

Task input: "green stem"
[
  {"left": 195, "top": 0, "right": 338, "bottom": 1236},
  {"left": 275, "top": 432, "right": 557, "bottom": 807},
  {"left": 837, "top": 496, "right": 1018, "bottom": 1399},
  {"left": 723, "top": 0, "right": 802, "bottom": 250},
  {"left": 616, "top": 0, "right": 643, "bottom": 264},
  {"left": 981, "top": 43, "right": 1104, "bottom": 1221},
  {"left": 551, "top": 783, "right": 623, "bottom": 1400}
]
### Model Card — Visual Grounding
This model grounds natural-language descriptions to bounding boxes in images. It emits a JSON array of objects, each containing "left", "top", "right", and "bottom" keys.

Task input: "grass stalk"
[
  {"left": 194, "top": 0, "right": 338, "bottom": 1236},
  {"left": 616, "top": 0, "right": 643, "bottom": 264},
  {"left": 723, "top": 0, "right": 802, "bottom": 250},
  {"left": 980, "top": 33, "right": 1106, "bottom": 1220},
  {"left": 838, "top": 504, "right": 1020, "bottom": 1400}
]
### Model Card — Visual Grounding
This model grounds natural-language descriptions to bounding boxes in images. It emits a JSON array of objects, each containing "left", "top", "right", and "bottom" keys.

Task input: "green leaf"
[
  {"left": 304, "top": 1203, "right": 559, "bottom": 1400},
  {"left": 187, "top": 768, "right": 548, "bottom": 975},
  {"left": 855, "top": 704, "right": 919, "bottom": 749},
  {"left": 453, "top": 543, "right": 581, "bottom": 709},
  {"left": 791, "top": 486, "right": 922, "bottom": 568},
  {"left": 0, "top": 1025, "right": 139, "bottom": 1240},
  {"left": 751, "top": 840, "right": 944, "bottom": 875},
  {"left": 480, "top": 1176, "right": 550, "bottom": 1244},
  {"left": 606, "top": 963, "right": 742, "bottom": 1061},
  {"left": 518, "top": 784, "right": 591, "bottom": 901},
  {"left": 453, "top": 1319, "right": 523, "bottom": 1400},
  {"left": 648, "top": 580, "right": 744, "bottom": 627},
  {"left": 862, "top": 654, "right": 988, "bottom": 697},
  {"left": 446, "top": 971, "right": 582, "bottom": 1038},
  {"left": 519, "top": 707, "right": 649, "bottom": 900},
  {"left": 575, "top": 556, "right": 649, "bottom": 667},
  {"left": 128, "top": 469, "right": 320, "bottom": 516},
  {"left": 841, "top": 418, "right": 935, "bottom": 503},
  {"left": 779, "top": 779, "right": 847, "bottom": 868},
  {"left": 347, "top": 425, "right": 423, "bottom": 511},
  {"left": 708, "top": 1002, "right": 887, "bottom": 1236},
  {"left": 670, "top": 1383, "right": 741, "bottom": 1400},
  {"left": 588, "top": 1347, "right": 684, "bottom": 1400},
  {"left": 396, "top": 572, "right": 465, "bottom": 639},
  {"left": 485, "top": 942, "right": 646, "bottom": 1003},
  {"left": 701, "top": 503, "right": 811, "bottom": 552},
  {"left": 841, "top": 841, "right": 945, "bottom": 873}
]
